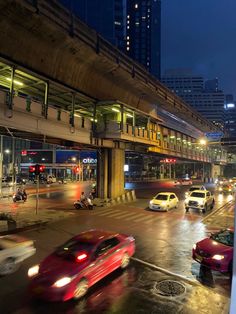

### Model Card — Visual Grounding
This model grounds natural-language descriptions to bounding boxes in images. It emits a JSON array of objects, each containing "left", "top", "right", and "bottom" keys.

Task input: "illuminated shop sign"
[
  {"left": 160, "top": 158, "right": 176, "bottom": 163},
  {"left": 21, "top": 150, "right": 38, "bottom": 156},
  {"left": 82, "top": 158, "right": 97, "bottom": 164}
]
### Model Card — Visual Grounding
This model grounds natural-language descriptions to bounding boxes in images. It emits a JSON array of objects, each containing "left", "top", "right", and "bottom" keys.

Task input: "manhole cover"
[{"left": 154, "top": 280, "right": 186, "bottom": 297}]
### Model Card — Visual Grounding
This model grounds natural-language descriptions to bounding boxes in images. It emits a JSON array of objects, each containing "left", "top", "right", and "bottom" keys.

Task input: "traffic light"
[{"left": 29, "top": 164, "right": 45, "bottom": 175}]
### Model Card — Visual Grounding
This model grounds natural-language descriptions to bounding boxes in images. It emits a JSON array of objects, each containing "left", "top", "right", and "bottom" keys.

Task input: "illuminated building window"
[
  {"left": 135, "top": 4, "right": 138, "bottom": 9},
  {"left": 127, "top": 25, "right": 130, "bottom": 29},
  {"left": 127, "top": 36, "right": 130, "bottom": 40},
  {"left": 127, "top": 47, "right": 130, "bottom": 51}
]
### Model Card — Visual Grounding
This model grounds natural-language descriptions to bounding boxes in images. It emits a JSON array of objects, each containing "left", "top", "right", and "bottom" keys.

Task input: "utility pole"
[{"left": 36, "top": 174, "right": 39, "bottom": 215}]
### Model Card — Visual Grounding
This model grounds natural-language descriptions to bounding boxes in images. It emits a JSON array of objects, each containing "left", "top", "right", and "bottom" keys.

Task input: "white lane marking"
[
  {"left": 134, "top": 214, "right": 158, "bottom": 223},
  {"left": 96, "top": 209, "right": 121, "bottom": 217},
  {"left": 131, "top": 257, "right": 201, "bottom": 286},
  {"left": 123, "top": 213, "right": 146, "bottom": 220},
  {"left": 109, "top": 212, "right": 138, "bottom": 219},
  {"left": 201, "top": 200, "right": 234, "bottom": 222},
  {"left": 91, "top": 208, "right": 118, "bottom": 216}
]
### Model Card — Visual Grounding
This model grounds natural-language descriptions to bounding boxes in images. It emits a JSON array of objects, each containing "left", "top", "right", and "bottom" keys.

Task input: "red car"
[
  {"left": 192, "top": 228, "right": 234, "bottom": 273},
  {"left": 174, "top": 178, "right": 192, "bottom": 186},
  {"left": 28, "top": 230, "right": 135, "bottom": 301}
]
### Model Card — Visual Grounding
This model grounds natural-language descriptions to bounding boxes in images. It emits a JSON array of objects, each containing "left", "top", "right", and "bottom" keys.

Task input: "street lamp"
[
  {"left": 4, "top": 149, "right": 10, "bottom": 154},
  {"left": 199, "top": 138, "right": 207, "bottom": 146}
]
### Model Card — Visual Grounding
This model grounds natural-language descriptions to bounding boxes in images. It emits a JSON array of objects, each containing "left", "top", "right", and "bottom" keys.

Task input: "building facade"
[
  {"left": 59, "top": 0, "right": 161, "bottom": 78},
  {"left": 224, "top": 94, "right": 236, "bottom": 137},
  {"left": 161, "top": 70, "right": 225, "bottom": 129}
]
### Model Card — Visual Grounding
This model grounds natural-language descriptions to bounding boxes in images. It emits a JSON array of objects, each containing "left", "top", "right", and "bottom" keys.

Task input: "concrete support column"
[
  {"left": 97, "top": 148, "right": 125, "bottom": 199},
  {"left": 108, "top": 148, "right": 125, "bottom": 198},
  {"left": 97, "top": 149, "right": 108, "bottom": 199}
]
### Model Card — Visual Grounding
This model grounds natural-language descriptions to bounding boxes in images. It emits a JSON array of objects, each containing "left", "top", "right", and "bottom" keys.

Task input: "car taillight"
[{"left": 76, "top": 253, "right": 87, "bottom": 262}]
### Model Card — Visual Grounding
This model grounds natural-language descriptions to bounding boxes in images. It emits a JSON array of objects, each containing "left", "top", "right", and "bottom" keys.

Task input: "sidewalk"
[{"left": 0, "top": 197, "right": 77, "bottom": 235}]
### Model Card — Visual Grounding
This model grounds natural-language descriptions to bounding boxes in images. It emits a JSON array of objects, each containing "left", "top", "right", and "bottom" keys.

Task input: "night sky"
[{"left": 162, "top": 0, "right": 236, "bottom": 96}]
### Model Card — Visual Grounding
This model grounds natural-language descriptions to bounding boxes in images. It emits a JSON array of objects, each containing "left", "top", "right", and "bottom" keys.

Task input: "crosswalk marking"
[
  {"left": 109, "top": 212, "right": 138, "bottom": 219},
  {"left": 96, "top": 209, "right": 121, "bottom": 217},
  {"left": 91, "top": 208, "right": 117, "bottom": 216},
  {"left": 134, "top": 215, "right": 157, "bottom": 223},
  {"left": 123, "top": 212, "right": 145, "bottom": 220}
]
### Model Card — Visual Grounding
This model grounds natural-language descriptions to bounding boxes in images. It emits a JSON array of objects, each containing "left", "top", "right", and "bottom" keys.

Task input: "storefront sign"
[{"left": 82, "top": 158, "right": 97, "bottom": 164}]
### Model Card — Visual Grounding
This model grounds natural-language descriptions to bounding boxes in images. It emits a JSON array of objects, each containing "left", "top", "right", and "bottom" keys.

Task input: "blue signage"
[{"left": 205, "top": 132, "right": 223, "bottom": 140}]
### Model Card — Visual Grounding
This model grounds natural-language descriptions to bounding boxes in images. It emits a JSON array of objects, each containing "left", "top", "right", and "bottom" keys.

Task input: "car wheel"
[
  {"left": 202, "top": 205, "right": 207, "bottom": 213},
  {"left": 211, "top": 200, "right": 215, "bottom": 209},
  {"left": 0, "top": 258, "right": 19, "bottom": 275},
  {"left": 74, "top": 279, "right": 89, "bottom": 299},
  {"left": 121, "top": 253, "right": 130, "bottom": 269}
]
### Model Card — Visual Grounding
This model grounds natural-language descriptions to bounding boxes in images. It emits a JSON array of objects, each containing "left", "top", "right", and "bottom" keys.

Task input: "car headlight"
[
  {"left": 28, "top": 265, "right": 39, "bottom": 277},
  {"left": 219, "top": 187, "right": 222, "bottom": 191},
  {"left": 185, "top": 192, "right": 189, "bottom": 197},
  {"left": 53, "top": 277, "right": 72, "bottom": 288},
  {"left": 150, "top": 200, "right": 154, "bottom": 205},
  {"left": 212, "top": 254, "right": 224, "bottom": 260},
  {"left": 199, "top": 200, "right": 204, "bottom": 206},
  {"left": 193, "top": 244, "right": 196, "bottom": 250}
]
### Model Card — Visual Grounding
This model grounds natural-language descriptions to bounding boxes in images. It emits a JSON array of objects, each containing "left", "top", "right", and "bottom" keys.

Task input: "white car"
[
  {"left": 185, "top": 185, "right": 206, "bottom": 198},
  {"left": 185, "top": 190, "right": 214, "bottom": 213},
  {"left": 149, "top": 192, "right": 179, "bottom": 211},
  {"left": 0, "top": 235, "right": 36, "bottom": 275}
]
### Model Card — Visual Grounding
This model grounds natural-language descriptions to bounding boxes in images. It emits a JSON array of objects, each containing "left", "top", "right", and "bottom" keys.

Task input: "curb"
[{"left": 0, "top": 221, "right": 48, "bottom": 236}]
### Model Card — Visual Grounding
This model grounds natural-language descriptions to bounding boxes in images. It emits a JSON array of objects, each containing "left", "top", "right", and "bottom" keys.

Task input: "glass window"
[
  {"left": 190, "top": 192, "right": 205, "bottom": 198},
  {"left": 155, "top": 194, "right": 168, "bottom": 200},
  {"left": 211, "top": 230, "right": 234, "bottom": 247},
  {"left": 95, "top": 237, "right": 120, "bottom": 257}
]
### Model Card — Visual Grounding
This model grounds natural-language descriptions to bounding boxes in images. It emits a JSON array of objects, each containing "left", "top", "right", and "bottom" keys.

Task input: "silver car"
[{"left": 0, "top": 235, "right": 36, "bottom": 275}]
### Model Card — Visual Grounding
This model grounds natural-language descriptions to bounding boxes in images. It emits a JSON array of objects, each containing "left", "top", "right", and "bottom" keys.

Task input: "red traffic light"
[
  {"left": 29, "top": 164, "right": 45, "bottom": 175},
  {"left": 29, "top": 166, "right": 35, "bottom": 173}
]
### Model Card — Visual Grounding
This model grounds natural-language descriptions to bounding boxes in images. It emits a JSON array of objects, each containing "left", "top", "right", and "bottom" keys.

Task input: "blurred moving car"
[
  {"left": 185, "top": 185, "right": 206, "bottom": 198},
  {"left": 185, "top": 190, "right": 214, "bottom": 213},
  {"left": 218, "top": 183, "right": 235, "bottom": 194},
  {"left": 149, "top": 192, "right": 179, "bottom": 211},
  {"left": 0, "top": 235, "right": 36, "bottom": 275},
  {"left": 47, "top": 175, "right": 57, "bottom": 184},
  {"left": 174, "top": 178, "right": 192, "bottom": 186},
  {"left": 28, "top": 230, "right": 135, "bottom": 301},
  {"left": 192, "top": 228, "right": 233, "bottom": 273}
]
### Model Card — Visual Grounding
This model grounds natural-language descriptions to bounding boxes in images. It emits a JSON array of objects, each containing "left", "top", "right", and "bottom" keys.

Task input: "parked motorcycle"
[
  {"left": 74, "top": 197, "right": 93, "bottom": 210},
  {"left": 13, "top": 192, "right": 27, "bottom": 202}
]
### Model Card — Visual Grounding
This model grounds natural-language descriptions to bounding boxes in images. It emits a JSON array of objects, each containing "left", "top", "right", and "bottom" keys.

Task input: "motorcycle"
[
  {"left": 13, "top": 192, "right": 27, "bottom": 202},
  {"left": 74, "top": 197, "right": 93, "bottom": 210}
]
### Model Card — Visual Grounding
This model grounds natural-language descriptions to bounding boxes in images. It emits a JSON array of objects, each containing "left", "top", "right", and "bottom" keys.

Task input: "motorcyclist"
[
  {"left": 22, "top": 189, "right": 27, "bottom": 202},
  {"left": 80, "top": 192, "right": 87, "bottom": 207}
]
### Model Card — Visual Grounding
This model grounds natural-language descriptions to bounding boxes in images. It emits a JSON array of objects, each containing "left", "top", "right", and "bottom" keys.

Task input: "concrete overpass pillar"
[
  {"left": 108, "top": 148, "right": 125, "bottom": 198},
  {"left": 97, "top": 149, "right": 109, "bottom": 199},
  {"left": 97, "top": 148, "right": 125, "bottom": 199}
]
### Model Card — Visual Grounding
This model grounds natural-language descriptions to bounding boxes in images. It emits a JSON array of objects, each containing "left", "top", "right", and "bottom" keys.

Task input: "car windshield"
[
  {"left": 155, "top": 194, "right": 168, "bottom": 200},
  {"left": 190, "top": 192, "right": 205, "bottom": 198},
  {"left": 189, "top": 187, "right": 200, "bottom": 192},
  {"left": 55, "top": 239, "right": 94, "bottom": 259},
  {"left": 210, "top": 230, "right": 234, "bottom": 247}
]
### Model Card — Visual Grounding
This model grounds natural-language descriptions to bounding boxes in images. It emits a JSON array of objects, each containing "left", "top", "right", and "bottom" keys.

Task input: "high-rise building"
[
  {"left": 126, "top": 0, "right": 161, "bottom": 78},
  {"left": 224, "top": 94, "right": 236, "bottom": 137},
  {"left": 161, "top": 70, "right": 225, "bottom": 129},
  {"left": 59, "top": 0, "right": 161, "bottom": 78}
]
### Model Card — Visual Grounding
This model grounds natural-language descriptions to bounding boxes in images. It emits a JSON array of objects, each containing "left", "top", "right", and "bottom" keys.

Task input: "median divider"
[
  {"left": 201, "top": 199, "right": 234, "bottom": 222},
  {"left": 93, "top": 190, "right": 136, "bottom": 207}
]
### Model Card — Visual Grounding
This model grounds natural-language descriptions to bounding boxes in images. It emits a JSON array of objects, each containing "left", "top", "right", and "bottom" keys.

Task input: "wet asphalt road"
[{"left": 0, "top": 181, "right": 233, "bottom": 313}]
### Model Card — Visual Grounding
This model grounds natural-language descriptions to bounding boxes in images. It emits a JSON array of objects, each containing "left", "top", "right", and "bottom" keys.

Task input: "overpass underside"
[{"left": 0, "top": 0, "right": 223, "bottom": 198}]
